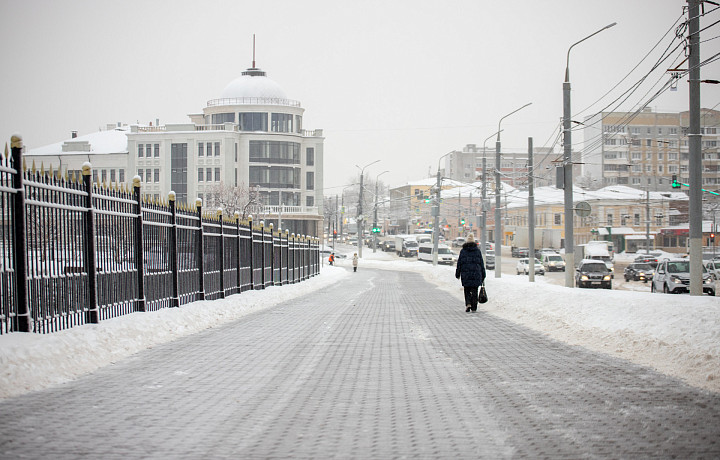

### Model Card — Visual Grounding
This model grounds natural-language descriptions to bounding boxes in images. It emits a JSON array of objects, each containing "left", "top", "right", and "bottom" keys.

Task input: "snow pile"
[{"left": 0, "top": 268, "right": 350, "bottom": 399}]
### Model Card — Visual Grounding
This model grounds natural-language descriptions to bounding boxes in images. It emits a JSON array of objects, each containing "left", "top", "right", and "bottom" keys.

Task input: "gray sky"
[{"left": 1, "top": 0, "right": 718, "bottom": 191}]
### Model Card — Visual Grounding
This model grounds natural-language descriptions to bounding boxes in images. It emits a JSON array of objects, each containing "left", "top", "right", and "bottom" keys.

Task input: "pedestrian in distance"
[
  {"left": 455, "top": 234, "right": 486, "bottom": 313},
  {"left": 329, "top": 253, "right": 335, "bottom": 266},
  {"left": 352, "top": 253, "right": 358, "bottom": 272}
]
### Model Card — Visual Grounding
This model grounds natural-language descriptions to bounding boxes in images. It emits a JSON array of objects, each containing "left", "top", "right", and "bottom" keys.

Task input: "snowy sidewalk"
[{"left": 0, "top": 266, "right": 718, "bottom": 458}]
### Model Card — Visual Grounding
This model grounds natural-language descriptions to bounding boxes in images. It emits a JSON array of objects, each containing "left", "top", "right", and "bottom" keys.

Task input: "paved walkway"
[{"left": 1, "top": 267, "right": 719, "bottom": 459}]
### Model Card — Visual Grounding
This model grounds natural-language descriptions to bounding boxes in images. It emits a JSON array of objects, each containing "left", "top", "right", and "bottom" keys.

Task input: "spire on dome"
[{"left": 243, "top": 34, "right": 266, "bottom": 77}]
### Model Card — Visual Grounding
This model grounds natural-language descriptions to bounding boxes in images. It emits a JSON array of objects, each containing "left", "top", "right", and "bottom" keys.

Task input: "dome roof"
[{"left": 220, "top": 67, "right": 287, "bottom": 99}]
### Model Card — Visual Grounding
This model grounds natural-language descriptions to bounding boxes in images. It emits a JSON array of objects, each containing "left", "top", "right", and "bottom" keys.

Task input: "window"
[
  {"left": 119, "top": 169, "right": 125, "bottom": 183},
  {"left": 658, "top": 127, "right": 663, "bottom": 134},
  {"left": 647, "top": 127, "right": 651, "bottom": 134},
  {"left": 206, "top": 143, "right": 212, "bottom": 158},
  {"left": 306, "top": 147, "right": 315, "bottom": 166},
  {"left": 605, "top": 138, "right": 617, "bottom": 146},
  {"left": 670, "top": 127, "right": 678, "bottom": 135},
  {"left": 669, "top": 165, "right": 678, "bottom": 173},
  {"left": 138, "top": 169, "right": 144, "bottom": 181},
  {"left": 154, "top": 169, "right": 160, "bottom": 183},
  {"left": 708, "top": 127, "right": 717, "bottom": 134},
  {"left": 632, "top": 178, "right": 641, "bottom": 185},
  {"left": 138, "top": 144, "right": 144, "bottom": 157},
  {"left": 306, "top": 172, "right": 314, "bottom": 190},
  {"left": 669, "top": 153, "right": 678, "bottom": 160},
  {"left": 634, "top": 214, "right": 640, "bottom": 225},
  {"left": 271, "top": 113, "right": 293, "bottom": 132},
  {"left": 93, "top": 170, "right": 98, "bottom": 183},
  {"left": 646, "top": 139, "right": 652, "bottom": 147},
  {"left": 110, "top": 169, "right": 116, "bottom": 182},
  {"left": 146, "top": 144, "right": 151, "bottom": 157},
  {"left": 554, "top": 213, "right": 561, "bottom": 225},
  {"left": 306, "top": 195, "right": 314, "bottom": 207},
  {"left": 607, "top": 214, "right": 613, "bottom": 226},
  {"left": 198, "top": 168, "right": 204, "bottom": 181},
  {"left": 101, "top": 169, "right": 107, "bottom": 183},
  {"left": 215, "top": 168, "right": 220, "bottom": 182},
  {"left": 206, "top": 168, "right": 212, "bottom": 182},
  {"left": 658, "top": 152, "right": 663, "bottom": 160},
  {"left": 632, "top": 152, "right": 641, "bottom": 160},
  {"left": 154, "top": 144, "right": 160, "bottom": 157},
  {"left": 235, "top": 168, "right": 237, "bottom": 187},
  {"left": 211, "top": 113, "right": 235, "bottom": 124},
  {"left": 238, "top": 112, "right": 268, "bottom": 131},
  {"left": 659, "top": 165, "right": 663, "bottom": 172},
  {"left": 249, "top": 141, "right": 301, "bottom": 164},
  {"left": 295, "top": 115, "right": 302, "bottom": 133},
  {"left": 235, "top": 143, "right": 238, "bottom": 162},
  {"left": 146, "top": 169, "right": 152, "bottom": 182},
  {"left": 198, "top": 142, "right": 204, "bottom": 156},
  {"left": 214, "top": 142, "right": 220, "bottom": 156},
  {"left": 171, "top": 143, "right": 188, "bottom": 203},
  {"left": 632, "top": 165, "right": 641, "bottom": 172},
  {"left": 631, "top": 127, "right": 640, "bottom": 134}
]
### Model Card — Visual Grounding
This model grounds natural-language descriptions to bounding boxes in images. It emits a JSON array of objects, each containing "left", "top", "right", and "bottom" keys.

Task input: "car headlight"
[
  {"left": 704, "top": 277, "right": 713, "bottom": 284},
  {"left": 639, "top": 272, "right": 646, "bottom": 277},
  {"left": 580, "top": 275, "right": 589, "bottom": 281},
  {"left": 670, "top": 276, "right": 680, "bottom": 284},
  {"left": 603, "top": 275, "right": 611, "bottom": 281}
]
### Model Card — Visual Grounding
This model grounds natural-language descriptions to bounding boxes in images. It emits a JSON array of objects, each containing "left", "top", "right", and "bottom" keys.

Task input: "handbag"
[{"left": 478, "top": 284, "right": 488, "bottom": 304}]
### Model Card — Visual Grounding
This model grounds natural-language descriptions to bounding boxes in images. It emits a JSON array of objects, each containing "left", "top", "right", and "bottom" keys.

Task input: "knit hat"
[{"left": 466, "top": 234, "right": 475, "bottom": 243}]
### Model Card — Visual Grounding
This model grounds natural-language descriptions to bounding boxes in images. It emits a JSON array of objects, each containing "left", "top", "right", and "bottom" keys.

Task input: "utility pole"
[
  {"left": 528, "top": 137, "right": 535, "bottom": 282},
  {"left": 481, "top": 131, "right": 501, "bottom": 262},
  {"left": 645, "top": 189, "right": 651, "bottom": 255},
  {"left": 688, "top": 0, "right": 702, "bottom": 295},
  {"left": 358, "top": 172, "right": 364, "bottom": 258}
]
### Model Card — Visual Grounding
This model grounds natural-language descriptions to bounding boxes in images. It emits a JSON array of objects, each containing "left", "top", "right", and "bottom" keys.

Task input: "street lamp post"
[
  {"left": 432, "top": 151, "right": 455, "bottom": 266},
  {"left": 373, "top": 170, "right": 389, "bottom": 253},
  {"left": 495, "top": 103, "right": 532, "bottom": 278},
  {"left": 482, "top": 130, "right": 502, "bottom": 262},
  {"left": 356, "top": 160, "right": 380, "bottom": 258},
  {"left": 563, "top": 21, "right": 616, "bottom": 288}
]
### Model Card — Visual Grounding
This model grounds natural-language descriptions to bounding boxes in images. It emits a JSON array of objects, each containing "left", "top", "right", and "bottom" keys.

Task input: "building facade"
[
  {"left": 26, "top": 63, "right": 325, "bottom": 236},
  {"left": 582, "top": 107, "right": 720, "bottom": 191}
]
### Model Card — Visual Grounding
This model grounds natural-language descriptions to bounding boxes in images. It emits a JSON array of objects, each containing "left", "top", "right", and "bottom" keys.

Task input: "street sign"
[{"left": 575, "top": 201, "right": 591, "bottom": 217}]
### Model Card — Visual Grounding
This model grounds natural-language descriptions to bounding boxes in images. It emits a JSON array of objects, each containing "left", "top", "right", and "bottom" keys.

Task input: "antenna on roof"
[{"left": 252, "top": 34, "right": 256, "bottom": 68}]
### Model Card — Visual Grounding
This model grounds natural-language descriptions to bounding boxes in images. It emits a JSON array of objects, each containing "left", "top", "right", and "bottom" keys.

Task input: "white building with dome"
[{"left": 26, "top": 63, "right": 325, "bottom": 236}]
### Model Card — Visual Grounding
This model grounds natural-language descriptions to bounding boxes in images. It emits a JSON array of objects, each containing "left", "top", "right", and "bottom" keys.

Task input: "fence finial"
[
  {"left": 10, "top": 134, "right": 23, "bottom": 149},
  {"left": 168, "top": 191, "right": 176, "bottom": 202},
  {"left": 3, "top": 143, "right": 7, "bottom": 160},
  {"left": 195, "top": 197, "right": 202, "bottom": 208},
  {"left": 133, "top": 175, "right": 141, "bottom": 190}
]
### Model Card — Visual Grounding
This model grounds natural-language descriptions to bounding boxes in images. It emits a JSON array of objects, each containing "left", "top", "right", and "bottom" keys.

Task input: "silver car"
[{"left": 651, "top": 258, "right": 715, "bottom": 296}]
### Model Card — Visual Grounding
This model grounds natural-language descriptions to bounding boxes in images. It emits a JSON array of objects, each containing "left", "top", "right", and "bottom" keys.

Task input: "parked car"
[
  {"left": 485, "top": 250, "right": 495, "bottom": 270},
  {"left": 541, "top": 253, "right": 566, "bottom": 272},
  {"left": 651, "top": 258, "right": 715, "bottom": 295},
  {"left": 417, "top": 243, "right": 456, "bottom": 264},
  {"left": 704, "top": 259, "right": 720, "bottom": 280},
  {"left": 575, "top": 259, "right": 612, "bottom": 289},
  {"left": 516, "top": 257, "right": 544, "bottom": 275},
  {"left": 511, "top": 247, "right": 529, "bottom": 258},
  {"left": 623, "top": 263, "right": 654, "bottom": 282},
  {"left": 452, "top": 237, "right": 466, "bottom": 248}
]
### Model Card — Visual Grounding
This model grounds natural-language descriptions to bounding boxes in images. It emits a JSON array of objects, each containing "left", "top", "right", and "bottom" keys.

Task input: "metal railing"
[
  {"left": 0, "top": 144, "right": 320, "bottom": 334},
  {"left": 206, "top": 97, "right": 301, "bottom": 108}
]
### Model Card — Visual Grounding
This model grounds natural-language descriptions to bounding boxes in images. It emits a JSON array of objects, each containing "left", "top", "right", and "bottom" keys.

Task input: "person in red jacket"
[{"left": 329, "top": 253, "right": 335, "bottom": 266}]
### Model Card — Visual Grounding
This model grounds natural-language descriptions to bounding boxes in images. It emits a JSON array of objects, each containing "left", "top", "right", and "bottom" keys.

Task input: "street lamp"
[
  {"left": 563, "top": 21, "right": 616, "bottom": 288},
  {"left": 482, "top": 130, "right": 502, "bottom": 262},
  {"left": 373, "top": 170, "right": 389, "bottom": 253},
  {"left": 356, "top": 160, "right": 380, "bottom": 257},
  {"left": 432, "top": 151, "right": 455, "bottom": 266},
  {"left": 495, "top": 103, "right": 532, "bottom": 278}
]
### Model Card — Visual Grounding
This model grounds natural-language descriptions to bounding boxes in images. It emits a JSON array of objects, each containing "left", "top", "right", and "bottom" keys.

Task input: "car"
[
  {"left": 704, "top": 259, "right": 720, "bottom": 280},
  {"left": 381, "top": 240, "right": 396, "bottom": 252},
  {"left": 485, "top": 250, "right": 495, "bottom": 270},
  {"left": 452, "top": 237, "right": 466, "bottom": 248},
  {"left": 634, "top": 255, "right": 659, "bottom": 269},
  {"left": 541, "top": 253, "right": 566, "bottom": 272},
  {"left": 623, "top": 263, "right": 654, "bottom": 282},
  {"left": 575, "top": 259, "right": 612, "bottom": 289},
  {"left": 417, "top": 243, "right": 456, "bottom": 264},
  {"left": 516, "top": 257, "right": 544, "bottom": 275},
  {"left": 651, "top": 258, "right": 715, "bottom": 295}
]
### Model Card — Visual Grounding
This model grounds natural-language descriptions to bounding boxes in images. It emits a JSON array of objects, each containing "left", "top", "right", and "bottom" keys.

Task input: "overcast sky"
[{"left": 1, "top": 0, "right": 718, "bottom": 191}]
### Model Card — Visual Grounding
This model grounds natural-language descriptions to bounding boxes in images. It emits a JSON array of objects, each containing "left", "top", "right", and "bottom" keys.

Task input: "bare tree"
[{"left": 204, "top": 182, "right": 261, "bottom": 219}]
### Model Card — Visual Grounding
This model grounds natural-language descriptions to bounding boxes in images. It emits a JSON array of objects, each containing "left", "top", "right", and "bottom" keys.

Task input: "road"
[{"left": 1, "top": 266, "right": 718, "bottom": 458}]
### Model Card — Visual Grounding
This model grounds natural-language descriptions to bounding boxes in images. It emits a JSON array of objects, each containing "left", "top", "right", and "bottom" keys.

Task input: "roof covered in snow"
[
  {"left": 221, "top": 67, "right": 287, "bottom": 99},
  {"left": 26, "top": 127, "right": 129, "bottom": 156}
]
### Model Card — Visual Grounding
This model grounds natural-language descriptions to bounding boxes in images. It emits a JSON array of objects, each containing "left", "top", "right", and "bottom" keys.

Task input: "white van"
[{"left": 417, "top": 243, "right": 456, "bottom": 264}]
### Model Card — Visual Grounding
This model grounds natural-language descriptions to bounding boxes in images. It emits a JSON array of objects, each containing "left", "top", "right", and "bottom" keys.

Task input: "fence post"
[
  {"left": 217, "top": 209, "right": 225, "bottom": 298},
  {"left": 10, "top": 135, "right": 30, "bottom": 332},
  {"left": 169, "top": 192, "right": 180, "bottom": 308},
  {"left": 259, "top": 221, "right": 265, "bottom": 290},
  {"left": 133, "top": 177, "right": 146, "bottom": 312},
  {"left": 290, "top": 233, "right": 296, "bottom": 284},
  {"left": 248, "top": 215, "right": 254, "bottom": 289},
  {"left": 269, "top": 223, "right": 275, "bottom": 286},
  {"left": 82, "top": 163, "right": 99, "bottom": 324},
  {"left": 196, "top": 198, "right": 205, "bottom": 301},
  {"left": 235, "top": 211, "right": 241, "bottom": 293}
]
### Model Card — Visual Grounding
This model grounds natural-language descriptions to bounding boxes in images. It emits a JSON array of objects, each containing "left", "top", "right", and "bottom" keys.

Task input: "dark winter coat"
[{"left": 455, "top": 242, "right": 486, "bottom": 287}]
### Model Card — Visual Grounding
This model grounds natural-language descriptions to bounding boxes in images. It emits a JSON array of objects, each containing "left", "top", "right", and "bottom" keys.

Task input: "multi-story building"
[
  {"left": 442, "top": 144, "right": 572, "bottom": 188},
  {"left": 582, "top": 107, "right": 720, "bottom": 191},
  {"left": 26, "top": 62, "right": 325, "bottom": 236}
]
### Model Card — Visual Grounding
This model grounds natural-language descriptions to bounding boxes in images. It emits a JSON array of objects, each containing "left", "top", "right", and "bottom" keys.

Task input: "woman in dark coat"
[{"left": 455, "top": 234, "right": 486, "bottom": 312}]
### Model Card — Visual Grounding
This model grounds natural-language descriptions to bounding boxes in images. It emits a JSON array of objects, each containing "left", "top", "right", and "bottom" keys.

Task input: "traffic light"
[
  {"left": 711, "top": 233, "right": 715, "bottom": 243},
  {"left": 460, "top": 218, "right": 465, "bottom": 226},
  {"left": 333, "top": 229, "right": 337, "bottom": 238},
  {"left": 424, "top": 197, "right": 431, "bottom": 203},
  {"left": 372, "top": 226, "right": 381, "bottom": 233},
  {"left": 671, "top": 175, "right": 680, "bottom": 188}
]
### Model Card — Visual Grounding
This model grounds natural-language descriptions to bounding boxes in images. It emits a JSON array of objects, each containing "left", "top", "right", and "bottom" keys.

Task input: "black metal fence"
[{"left": 0, "top": 140, "right": 320, "bottom": 334}]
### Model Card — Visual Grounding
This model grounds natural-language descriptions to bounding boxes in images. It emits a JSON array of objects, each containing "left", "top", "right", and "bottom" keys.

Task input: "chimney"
[
  {"left": 71, "top": 131, "right": 77, "bottom": 138},
  {"left": 156, "top": 118, "right": 160, "bottom": 127}
]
